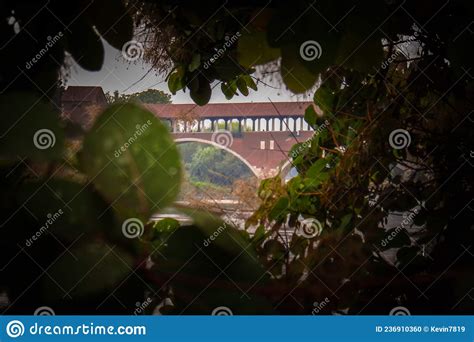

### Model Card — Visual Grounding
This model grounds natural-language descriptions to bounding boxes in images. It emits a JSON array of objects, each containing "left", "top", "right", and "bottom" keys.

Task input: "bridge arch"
[
  {"left": 281, "top": 160, "right": 293, "bottom": 175},
  {"left": 280, "top": 159, "right": 298, "bottom": 181},
  {"left": 175, "top": 138, "right": 260, "bottom": 178}
]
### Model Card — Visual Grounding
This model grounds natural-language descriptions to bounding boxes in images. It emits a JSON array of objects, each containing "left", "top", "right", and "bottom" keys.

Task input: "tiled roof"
[
  {"left": 144, "top": 101, "right": 314, "bottom": 118},
  {"left": 61, "top": 86, "right": 107, "bottom": 104}
]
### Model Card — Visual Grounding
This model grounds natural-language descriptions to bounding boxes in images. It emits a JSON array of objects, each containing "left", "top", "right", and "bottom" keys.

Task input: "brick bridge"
[
  {"left": 60, "top": 86, "right": 317, "bottom": 178},
  {"left": 144, "top": 102, "right": 315, "bottom": 178}
]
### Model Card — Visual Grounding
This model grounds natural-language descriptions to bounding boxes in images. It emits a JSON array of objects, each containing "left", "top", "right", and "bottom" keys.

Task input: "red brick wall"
[{"left": 172, "top": 131, "right": 314, "bottom": 172}]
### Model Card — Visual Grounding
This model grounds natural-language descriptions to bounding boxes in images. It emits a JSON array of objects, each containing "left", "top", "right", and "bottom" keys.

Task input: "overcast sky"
[{"left": 65, "top": 40, "right": 310, "bottom": 104}]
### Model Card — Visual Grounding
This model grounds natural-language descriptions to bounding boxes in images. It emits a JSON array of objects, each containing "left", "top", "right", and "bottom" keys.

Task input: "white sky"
[{"left": 65, "top": 40, "right": 310, "bottom": 104}]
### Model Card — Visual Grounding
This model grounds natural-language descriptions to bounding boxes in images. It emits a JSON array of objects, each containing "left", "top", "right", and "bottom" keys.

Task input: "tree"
[
  {"left": 105, "top": 89, "right": 172, "bottom": 104},
  {"left": 127, "top": 89, "right": 172, "bottom": 104},
  {"left": 104, "top": 90, "right": 121, "bottom": 104},
  {"left": 186, "top": 145, "right": 253, "bottom": 186},
  {"left": 0, "top": 0, "right": 472, "bottom": 315},
  {"left": 138, "top": 0, "right": 473, "bottom": 314}
]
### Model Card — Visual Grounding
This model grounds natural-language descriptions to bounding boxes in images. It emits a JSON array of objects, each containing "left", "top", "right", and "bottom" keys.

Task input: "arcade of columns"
[{"left": 167, "top": 116, "right": 312, "bottom": 133}]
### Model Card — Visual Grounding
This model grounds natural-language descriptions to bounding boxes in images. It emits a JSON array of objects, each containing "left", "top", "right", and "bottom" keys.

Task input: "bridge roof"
[{"left": 144, "top": 101, "right": 315, "bottom": 119}]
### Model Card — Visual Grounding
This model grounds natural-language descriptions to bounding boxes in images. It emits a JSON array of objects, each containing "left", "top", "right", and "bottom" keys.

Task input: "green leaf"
[
  {"left": 236, "top": 77, "right": 249, "bottom": 96},
  {"left": 242, "top": 74, "right": 258, "bottom": 91},
  {"left": 304, "top": 104, "right": 318, "bottom": 128},
  {"left": 237, "top": 31, "right": 280, "bottom": 68},
  {"left": 281, "top": 44, "right": 318, "bottom": 93},
  {"left": 152, "top": 211, "right": 273, "bottom": 314},
  {"left": 153, "top": 218, "right": 180, "bottom": 233},
  {"left": 189, "top": 76, "right": 212, "bottom": 106},
  {"left": 267, "top": 8, "right": 300, "bottom": 47},
  {"left": 221, "top": 82, "right": 237, "bottom": 100},
  {"left": 306, "top": 159, "right": 327, "bottom": 178},
  {"left": 168, "top": 69, "right": 185, "bottom": 95},
  {"left": 17, "top": 179, "right": 113, "bottom": 242},
  {"left": 43, "top": 242, "right": 133, "bottom": 299},
  {"left": 314, "top": 83, "right": 337, "bottom": 114},
  {"left": 338, "top": 214, "right": 353, "bottom": 232},
  {"left": 252, "top": 224, "right": 266, "bottom": 244},
  {"left": 80, "top": 103, "right": 182, "bottom": 220},
  {"left": 269, "top": 197, "right": 289, "bottom": 221},
  {"left": 212, "top": 55, "right": 243, "bottom": 80},
  {"left": 336, "top": 22, "right": 383, "bottom": 73},
  {"left": 0, "top": 92, "right": 64, "bottom": 160},
  {"left": 180, "top": 210, "right": 255, "bottom": 259},
  {"left": 188, "top": 54, "right": 201, "bottom": 72}
]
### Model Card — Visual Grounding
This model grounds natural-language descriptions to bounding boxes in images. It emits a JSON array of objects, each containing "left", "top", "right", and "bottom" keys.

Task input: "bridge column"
[
  {"left": 238, "top": 119, "right": 242, "bottom": 133},
  {"left": 293, "top": 117, "right": 297, "bottom": 132},
  {"left": 300, "top": 117, "right": 304, "bottom": 131},
  {"left": 252, "top": 119, "right": 256, "bottom": 131},
  {"left": 197, "top": 120, "right": 201, "bottom": 132},
  {"left": 265, "top": 118, "right": 269, "bottom": 131}
]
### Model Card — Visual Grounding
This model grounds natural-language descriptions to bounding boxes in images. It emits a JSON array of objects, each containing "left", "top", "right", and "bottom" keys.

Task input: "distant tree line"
[{"left": 105, "top": 88, "right": 172, "bottom": 104}]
